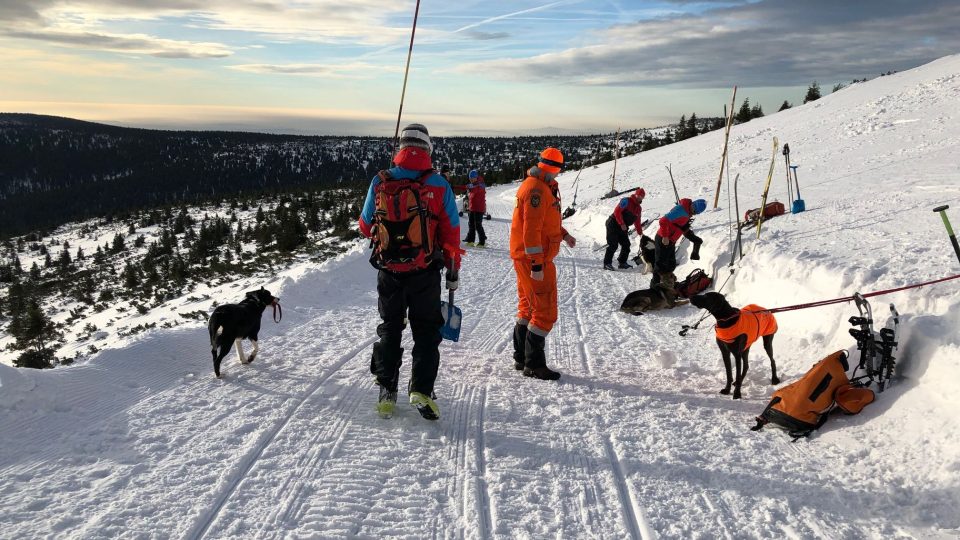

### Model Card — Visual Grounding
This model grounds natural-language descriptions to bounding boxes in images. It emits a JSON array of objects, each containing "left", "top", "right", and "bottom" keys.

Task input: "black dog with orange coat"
[
  {"left": 208, "top": 287, "right": 280, "bottom": 378},
  {"left": 690, "top": 292, "right": 780, "bottom": 399}
]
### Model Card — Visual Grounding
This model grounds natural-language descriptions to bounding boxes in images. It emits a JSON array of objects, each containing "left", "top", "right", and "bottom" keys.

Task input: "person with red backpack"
[
  {"left": 358, "top": 123, "right": 461, "bottom": 421},
  {"left": 463, "top": 169, "right": 487, "bottom": 247},
  {"left": 652, "top": 197, "right": 706, "bottom": 286},
  {"left": 603, "top": 188, "right": 645, "bottom": 271}
]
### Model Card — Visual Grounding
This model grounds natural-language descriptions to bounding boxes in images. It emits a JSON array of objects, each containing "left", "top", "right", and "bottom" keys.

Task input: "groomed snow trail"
[{"left": 2, "top": 56, "right": 960, "bottom": 539}]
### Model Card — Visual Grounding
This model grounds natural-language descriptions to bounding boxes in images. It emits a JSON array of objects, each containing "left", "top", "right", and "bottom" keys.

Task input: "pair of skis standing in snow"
[{"left": 358, "top": 124, "right": 574, "bottom": 420}]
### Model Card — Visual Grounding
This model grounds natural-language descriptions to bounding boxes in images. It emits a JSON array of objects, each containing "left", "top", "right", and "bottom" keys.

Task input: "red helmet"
[{"left": 633, "top": 188, "right": 646, "bottom": 200}]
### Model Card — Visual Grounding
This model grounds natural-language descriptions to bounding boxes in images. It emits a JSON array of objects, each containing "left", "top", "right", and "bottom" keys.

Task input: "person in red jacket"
[
  {"left": 652, "top": 197, "right": 706, "bottom": 286},
  {"left": 603, "top": 188, "right": 645, "bottom": 270},
  {"left": 463, "top": 169, "right": 487, "bottom": 246}
]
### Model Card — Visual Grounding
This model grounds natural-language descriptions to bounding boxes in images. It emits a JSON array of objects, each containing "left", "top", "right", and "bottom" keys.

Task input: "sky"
[{"left": 0, "top": 0, "right": 957, "bottom": 135}]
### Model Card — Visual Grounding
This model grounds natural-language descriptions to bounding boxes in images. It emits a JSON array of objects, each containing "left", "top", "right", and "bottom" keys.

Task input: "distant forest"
[{"left": 0, "top": 113, "right": 724, "bottom": 238}]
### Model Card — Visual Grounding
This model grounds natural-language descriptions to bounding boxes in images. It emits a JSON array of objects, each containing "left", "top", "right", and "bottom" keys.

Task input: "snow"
[{"left": 3, "top": 55, "right": 960, "bottom": 538}]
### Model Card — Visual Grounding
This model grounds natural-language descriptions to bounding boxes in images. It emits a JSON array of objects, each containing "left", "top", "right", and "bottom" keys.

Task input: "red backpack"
[
  {"left": 675, "top": 268, "right": 712, "bottom": 298},
  {"left": 370, "top": 170, "right": 438, "bottom": 272}
]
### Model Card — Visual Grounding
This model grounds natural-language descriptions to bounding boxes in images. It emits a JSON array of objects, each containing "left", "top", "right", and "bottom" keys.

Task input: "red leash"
[{"left": 763, "top": 273, "right": 960, "bottom": 314}]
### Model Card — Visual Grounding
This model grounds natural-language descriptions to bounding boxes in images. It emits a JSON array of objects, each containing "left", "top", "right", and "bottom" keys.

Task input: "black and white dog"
[{"left": 208, "top": 287, "right": 280, "bottom": 378}]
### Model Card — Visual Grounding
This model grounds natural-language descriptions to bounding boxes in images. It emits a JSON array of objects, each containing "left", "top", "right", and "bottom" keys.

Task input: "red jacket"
[
  {"left": 657, "top": 198, "right": 694, "bottom": 242},
  {"left": 612, "top": 196, "right": 643, "bottom": 234},
  {"left": 467, "top": 180, "right": 487, "bottom": 213}
]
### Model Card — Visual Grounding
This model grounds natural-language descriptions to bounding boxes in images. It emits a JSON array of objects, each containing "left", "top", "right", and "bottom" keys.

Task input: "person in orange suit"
[{"left": 509, "top": 147, "right": 577, "bottom": 380}]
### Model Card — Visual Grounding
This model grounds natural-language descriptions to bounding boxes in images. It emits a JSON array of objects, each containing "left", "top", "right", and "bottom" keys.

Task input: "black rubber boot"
[
  {"left": 512, "top": 323, "right": 528, "bottom": 370},
  {"left": 523, "top": 332, "right": 561, "bottom": 380}
]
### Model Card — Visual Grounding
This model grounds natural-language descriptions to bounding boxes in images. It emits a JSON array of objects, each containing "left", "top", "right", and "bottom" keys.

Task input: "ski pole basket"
[{"left": 847, "top": 293, "right": 899, "bottom": 392}]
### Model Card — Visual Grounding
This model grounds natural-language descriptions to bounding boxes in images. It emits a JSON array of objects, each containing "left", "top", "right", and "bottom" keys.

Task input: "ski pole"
[
  {"left": 666, "top": 164, "right": 680, "bottom": 204},
  {"left": 389, "top": 0, "right": 422, "bottom": 160},
  {"left": 934, "top": 205, "right": 960, "bottom": 266},
  {"left": 783, "top": 144, "right": 793, "bottom": 203}
]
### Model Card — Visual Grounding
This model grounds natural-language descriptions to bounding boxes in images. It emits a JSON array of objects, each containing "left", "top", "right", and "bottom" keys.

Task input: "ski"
[
  {"left": 755, "top": 136, "right": 780, "bottom": 239},
  {"left": 665, "top": 164, "right": 680, "bottom": 204},
  {"left": 712, "top": 85, "right": 738, "bottom": 208},
  {"left": 600, "top": 185, "right": 644, "bottom": 200}
]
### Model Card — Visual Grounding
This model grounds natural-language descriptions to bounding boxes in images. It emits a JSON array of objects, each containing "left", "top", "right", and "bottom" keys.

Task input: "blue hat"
[
  {"left": 692, "top": 199, "right": 707, "bottom": 215},
  {"left": 468, "top": 169, "right": 479, "bottom": 180}
]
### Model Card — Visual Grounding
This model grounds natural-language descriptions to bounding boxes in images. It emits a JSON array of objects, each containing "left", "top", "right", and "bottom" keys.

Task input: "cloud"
[
  {"left": 456, "top": 0, "right": 960, "bottom": 87},
  {"left": 466, "top": 30, "right": 510, "bottom": 41},
  {"left": 227, "top": 62, "right": 398, "bottom": 77},
  {"left": 7, "top": 29, "right": 232, "bottom": 58},
  {"left": 0, "top": 0, "right": 416, "bottom": 58}
]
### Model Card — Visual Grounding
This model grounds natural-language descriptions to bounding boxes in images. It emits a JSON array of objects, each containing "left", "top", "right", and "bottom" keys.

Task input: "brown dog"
[
  {"left": 619, "top": 272, "right": 688, "bottom": 315},
  {"left": 689, "top": 292, "right": 780, "bottom": 399}
]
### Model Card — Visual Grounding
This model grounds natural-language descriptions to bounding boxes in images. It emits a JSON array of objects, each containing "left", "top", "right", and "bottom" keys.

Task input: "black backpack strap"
[{"left": 751, "top": 396, "right": 781, "bottom": 432}]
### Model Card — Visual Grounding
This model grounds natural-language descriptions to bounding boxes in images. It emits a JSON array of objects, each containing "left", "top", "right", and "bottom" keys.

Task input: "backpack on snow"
[
  {"left": 752, "top": 350, "right": 875, "bottom": 439},
  {"left": 675, "top": 268, "right": 712, "bottom": 298},
  {"left": 370, "top": 170, "right": 438, "bottom": 273},
  {"left": 743, "top": 201, "right": 786, "bottom": 225}
]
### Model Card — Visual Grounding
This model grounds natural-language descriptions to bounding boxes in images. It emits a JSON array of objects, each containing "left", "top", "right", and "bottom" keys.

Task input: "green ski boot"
[
  {"left": 377, "top": 386, "right": 398, "bottom": 419},
  {"left": 409, "top": 391, "right": 440, "bottom": 421}
]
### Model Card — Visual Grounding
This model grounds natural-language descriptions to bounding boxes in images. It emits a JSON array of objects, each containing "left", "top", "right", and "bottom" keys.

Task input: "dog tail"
[{"left": 208, "top": 312, "right": 222, "bottom": 350}]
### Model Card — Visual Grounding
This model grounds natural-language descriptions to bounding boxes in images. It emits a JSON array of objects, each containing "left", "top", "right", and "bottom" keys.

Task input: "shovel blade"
[
  {"left": 440, "top": 301, "right": 462, "bottom": 342},
  {"left": 791, "top": 199, "right": 805, "bottom": 214}
]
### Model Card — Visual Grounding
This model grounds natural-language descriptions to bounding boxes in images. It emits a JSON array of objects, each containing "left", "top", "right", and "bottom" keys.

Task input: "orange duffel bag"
[{"left": 751, "top": 350, "right": 875, "bottom": 439}]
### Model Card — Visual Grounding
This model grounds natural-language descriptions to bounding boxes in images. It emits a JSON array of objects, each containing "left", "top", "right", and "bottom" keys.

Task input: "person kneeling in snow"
[{"left": 652, "top": 198, "right": 706, "bottom": 287}]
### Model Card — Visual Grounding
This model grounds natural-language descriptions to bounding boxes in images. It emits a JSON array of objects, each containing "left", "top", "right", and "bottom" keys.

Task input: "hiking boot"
[
  {"left": 514, "top": 361, "right": 524, "bottom": 371},
  {"left": 523, "top": 366, "right": 561, "bottom": 381},
  {"left": 377, "top": 386, "right": 398, "bottom": 419},
  {"left": 465, "top": 241, "right": 476, "bottom": 247},
  {"left": 603, "top": 263, "right": 616, "bottom": 271},
  {"left": 409, "top": 391, "right": 440, "bottom": 420},
  {"left": 618, "top": 262, "right": 633, "bottom": 269},
  {"left": 476, "top": 243, "right": 486, "bottom": 248}
]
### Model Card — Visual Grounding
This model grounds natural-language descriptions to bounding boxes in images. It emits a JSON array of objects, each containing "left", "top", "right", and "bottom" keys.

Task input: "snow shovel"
[
  {"left": 440, "top": 290, "right": 462, "bottom": 342},
  {"left": 790, "top": 165, "right": 805, "bottom": 214}
]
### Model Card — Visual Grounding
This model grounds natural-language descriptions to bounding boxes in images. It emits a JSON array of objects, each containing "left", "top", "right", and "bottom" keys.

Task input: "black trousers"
[
  {"left": 371, "top": 268, "right": 442, "bottom": 395},
  {"left": 464, "top": 211, "right": 486, "bottom": 244},
  {"left": 651, "top": 235, "right": 677, "bottom": 286},
  {"left": 604, "top": 217, "right": 630, "bottom": 265}
]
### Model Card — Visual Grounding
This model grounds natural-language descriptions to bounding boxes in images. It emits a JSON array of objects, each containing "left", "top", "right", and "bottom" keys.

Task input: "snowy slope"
[{"left": 2, "top": 55, "right": 960, "bottom": 539}]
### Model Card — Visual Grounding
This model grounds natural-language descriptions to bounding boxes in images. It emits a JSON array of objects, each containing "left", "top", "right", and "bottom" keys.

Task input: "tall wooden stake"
[
  {"left": 609, "top": 127, "right": 621, "bottom": 195},
  {"left": 712, "top": 86, "right": 738, "bottom": 208}
]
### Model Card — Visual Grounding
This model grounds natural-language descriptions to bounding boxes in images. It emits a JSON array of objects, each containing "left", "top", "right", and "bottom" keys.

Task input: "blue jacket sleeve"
[{"left": 358, "top": 176, "right": 379, "bottom": 236}]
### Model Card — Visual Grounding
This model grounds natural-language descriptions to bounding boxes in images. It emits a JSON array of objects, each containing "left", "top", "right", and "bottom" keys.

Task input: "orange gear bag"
[{"left": 752, "top": 350, "right": 862, "bottom": 438}]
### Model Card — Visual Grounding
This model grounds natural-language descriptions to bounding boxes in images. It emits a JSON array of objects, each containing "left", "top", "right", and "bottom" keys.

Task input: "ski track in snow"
[{"left": 3, "top": 56, "right": 960, "bottom": 539}]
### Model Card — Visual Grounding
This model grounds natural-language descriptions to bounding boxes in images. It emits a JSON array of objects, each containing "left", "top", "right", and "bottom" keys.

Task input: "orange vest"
[
  {"left": 715, "top": 304, "right": 778, "bottom": 349},
  {"left": 510, "top": 171, "right": 565, "bottom": 264}
]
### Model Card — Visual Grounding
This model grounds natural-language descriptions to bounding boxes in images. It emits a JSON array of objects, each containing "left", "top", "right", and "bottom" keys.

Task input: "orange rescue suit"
[
  {"left": 714, "top": 304, "right": 778, "bottom": 349},
  {"left": 510, "top": 169, "right": 567, "bottom": 335}
]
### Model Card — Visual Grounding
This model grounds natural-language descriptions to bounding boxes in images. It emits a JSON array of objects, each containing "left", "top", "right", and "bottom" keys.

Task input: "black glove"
[
  {"left": 690, "top": 243, "right": 701, "bottom": 261},
  {"left": 682, "top": 229, "right": 703, "bottom": 245},
  {"left": 446, "top": 268, "right": 459, "bottom": 291}
]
